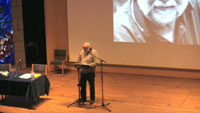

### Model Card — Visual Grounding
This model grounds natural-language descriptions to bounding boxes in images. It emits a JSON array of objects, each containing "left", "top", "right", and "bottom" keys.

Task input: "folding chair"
[
  {"left": 49, "top": 49, "right": 68, "bottom": 75},
  {"left": 31, "top": 64, "right": 47, "bottom": 75}
]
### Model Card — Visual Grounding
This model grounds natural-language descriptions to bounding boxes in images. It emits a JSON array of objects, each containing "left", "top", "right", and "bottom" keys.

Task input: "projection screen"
[{"left": 67, "top": 0, "right": 200, "bottom": 70}]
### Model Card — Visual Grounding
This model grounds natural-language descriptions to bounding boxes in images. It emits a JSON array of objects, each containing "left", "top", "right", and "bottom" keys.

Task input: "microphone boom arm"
[{"left": 89, "top": 53, "right": 106, "bottom": 63}]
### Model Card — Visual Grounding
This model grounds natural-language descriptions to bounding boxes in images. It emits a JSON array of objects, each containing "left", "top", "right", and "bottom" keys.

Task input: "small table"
[{"left": 0, "top": 72, "right": 50, "bottom": 102}]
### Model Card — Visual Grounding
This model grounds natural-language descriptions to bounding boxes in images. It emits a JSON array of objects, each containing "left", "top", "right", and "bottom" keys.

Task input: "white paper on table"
[
  {"left": 0, "top": 71, "right": 9, "bottom": 77},
  {"left": 19, "top": 73, "right": 32, "bottom": 79}
]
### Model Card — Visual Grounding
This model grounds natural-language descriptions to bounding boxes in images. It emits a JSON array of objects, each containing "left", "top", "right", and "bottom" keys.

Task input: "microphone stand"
[{"left": 88, "top": 53, "right": 111, "bottom": 112}]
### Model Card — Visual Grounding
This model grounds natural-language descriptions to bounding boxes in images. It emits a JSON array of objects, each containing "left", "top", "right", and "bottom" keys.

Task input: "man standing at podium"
[{"left": 77, "top": 42, "right": 99, "bottom": 105}]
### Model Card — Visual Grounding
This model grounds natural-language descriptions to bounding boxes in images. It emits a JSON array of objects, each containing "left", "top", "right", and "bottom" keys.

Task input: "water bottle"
[{"left": 31, "top": 73, "right": 35, "bottom": 80}]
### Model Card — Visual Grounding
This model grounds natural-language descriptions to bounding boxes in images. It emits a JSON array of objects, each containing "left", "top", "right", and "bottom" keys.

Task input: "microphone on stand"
[
  {"left": 86, "top": 48, "right": 92, "bottom": 55},
  {"left": 16, "top": 58, "right": 23, "bottom": 64},
  {"left": 89, "top": 48, "right": 92, "bottom": 52},
  {"left": 89, "top": 50, "right": 106, "bottom": 63},
  {"left": 16, "top": 58, "right": 23, "bottom": 72}
]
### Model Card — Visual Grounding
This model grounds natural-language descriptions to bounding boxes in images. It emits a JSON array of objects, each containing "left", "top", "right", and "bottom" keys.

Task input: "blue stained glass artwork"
[{"left": 0, "top": 0, "right": 14, "bottom": 64}]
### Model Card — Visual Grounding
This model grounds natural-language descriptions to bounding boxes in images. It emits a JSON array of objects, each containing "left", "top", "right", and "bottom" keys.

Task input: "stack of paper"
[
  {"left": 19, "top": 73, "right": 32, "bottom": 79},
  {"left": 19, "top": 73, "right": 42, "bottom": 79},
  {"left": 0, "top": 71, "right": 9, "bottom": 77}
]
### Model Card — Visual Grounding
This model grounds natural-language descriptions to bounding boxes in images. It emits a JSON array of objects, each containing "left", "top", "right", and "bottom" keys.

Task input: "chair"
[
  {"left": 0, "top": 64, "right": 11, "bottom": 72},
  {"left": 49, "top": 49, "right": 69, "bottom": 75},
  {"left": 31, "top": 64, "right": 48, "bottom": 75},
  {"left": 31, "top": 64, "right": 47, "bottom": 103}
]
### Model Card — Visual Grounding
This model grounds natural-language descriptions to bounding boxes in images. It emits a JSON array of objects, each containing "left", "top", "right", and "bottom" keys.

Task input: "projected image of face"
[
  {"left": 113, "top": 0, "right": 200, "bottom": 45},
  {"left": 137, "top": 0, "right": 189, "bottom": 26}
]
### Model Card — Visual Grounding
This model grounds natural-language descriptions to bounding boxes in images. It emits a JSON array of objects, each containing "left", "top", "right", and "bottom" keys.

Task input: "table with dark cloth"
[{"left": 0, "top": 72, "right": 50, "bottom": 101}]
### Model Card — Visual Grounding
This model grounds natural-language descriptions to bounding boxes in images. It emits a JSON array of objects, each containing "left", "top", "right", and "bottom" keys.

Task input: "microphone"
[
  {"left": 88, "top": 48, "right": 92, "bottom": 54},
  {"left": 89, "top": 51, "right": 106, "bottom": 63},
  {"left": 16, "top": 58, "right": 23, "bottom": 64}
]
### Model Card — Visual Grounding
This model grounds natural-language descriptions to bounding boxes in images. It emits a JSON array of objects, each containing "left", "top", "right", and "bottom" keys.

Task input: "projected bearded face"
[{"left": 137, "top": 0, "right": 189, "bottom": 26}]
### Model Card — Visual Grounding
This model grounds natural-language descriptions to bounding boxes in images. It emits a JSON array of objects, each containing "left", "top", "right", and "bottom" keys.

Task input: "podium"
[
  {"left": 67, "top": 63, "right": 90, "bottom": 108},
  {"left": 67, "top": 61, "right": 111, "bottom": 112}
]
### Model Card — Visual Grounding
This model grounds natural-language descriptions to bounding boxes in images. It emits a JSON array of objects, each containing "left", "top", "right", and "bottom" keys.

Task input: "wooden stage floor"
[{"left": 1, "top": 70, "right": 200, "bottom": 113}]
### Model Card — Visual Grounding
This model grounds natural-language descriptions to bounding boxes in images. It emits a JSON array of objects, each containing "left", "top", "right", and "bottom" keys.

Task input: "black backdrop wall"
[{"left": 22, "top": 0, "right": 46, "bottom": 67}]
